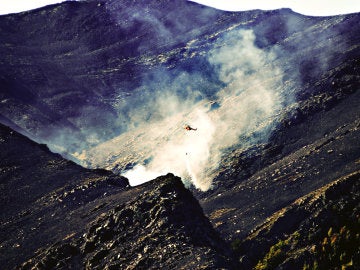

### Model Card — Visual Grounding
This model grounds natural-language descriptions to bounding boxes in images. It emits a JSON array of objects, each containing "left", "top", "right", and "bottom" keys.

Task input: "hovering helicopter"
[{"left": 184, "top": 124, "right": 197, "bottom": 131}]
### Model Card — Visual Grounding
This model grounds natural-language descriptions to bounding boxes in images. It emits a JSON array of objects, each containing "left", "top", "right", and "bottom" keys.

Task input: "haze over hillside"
[
  {"left": 1, "top": 0, "right": 359, "bottom": 190},
  {"left": 0, "top": 1, "right": 359, "bottom": 269}
]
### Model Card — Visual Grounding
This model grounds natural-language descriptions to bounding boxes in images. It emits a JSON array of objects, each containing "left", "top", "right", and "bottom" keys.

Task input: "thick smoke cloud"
[
  {"left": 80, "top": 28, "right": 290, "bottom": 191},
  {"left": 1, "top": 1, "right": 353, "bottom": 191},
  {"left": 50, "top": 11, "right": 348, "bottom": 190}
]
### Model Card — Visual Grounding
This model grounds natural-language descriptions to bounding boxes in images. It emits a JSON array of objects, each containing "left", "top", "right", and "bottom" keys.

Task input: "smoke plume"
[{"left": 79, "top": 28, "right": 290, "bottom": 191}]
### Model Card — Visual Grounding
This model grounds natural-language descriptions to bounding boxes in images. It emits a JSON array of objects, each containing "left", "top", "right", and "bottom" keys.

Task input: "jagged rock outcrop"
[
  {"left": 20, "top": 174, "right": 235, "bottom": 269},
  {"left": 0, "top": 124, "right": 234, "bottom": 269}
]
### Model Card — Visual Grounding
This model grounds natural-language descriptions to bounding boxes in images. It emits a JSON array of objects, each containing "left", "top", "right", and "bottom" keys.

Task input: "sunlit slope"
[
  {"left": 78, "top": 13, "right": 360, "bottom": 190},
  {"left": 1, "top": 0, "right": 357, "bottom": 169}
]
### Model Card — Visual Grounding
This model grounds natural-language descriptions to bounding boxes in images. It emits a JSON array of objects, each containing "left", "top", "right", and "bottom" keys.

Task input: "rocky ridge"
[
  {"left": 2, "top": 116, "right": 359, "bottom": 269},
  {"left": 20, "top": 174, "right": 234, "bottom": 270},
  {"left": 0, "top": 123, "right": 235, "bottom": 269}
]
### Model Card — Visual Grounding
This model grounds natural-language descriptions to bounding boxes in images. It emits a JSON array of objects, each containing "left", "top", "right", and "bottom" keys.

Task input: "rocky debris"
[
  {"left": 21, "top": 242, "right": 82, "bottom": 270},
  {"left": 20, "top": 174, "right": 235, "bottom": 269},
  {"left": 199, "top": 89, "right": 360, "bottom": 242},
  {"left": 1, "top": 122, "right": 236, "bottom": 270},
  {"left": 0, "top": 123, "right": 129, "bottom": 269},
  {"left": 42, "top": 170, "right": 129, "bottom": 206},
  {"left": 0, "top": 122, "right": 129, "bottom": 218},
  {"left": 0, "top": 1, "right": 359, "bottom": 269},
  {"left": 234, "top": 171, "right": 360, "bottom": 269},
  {"left": 199, "top": 67, "right": 360, "bottom": 197}
]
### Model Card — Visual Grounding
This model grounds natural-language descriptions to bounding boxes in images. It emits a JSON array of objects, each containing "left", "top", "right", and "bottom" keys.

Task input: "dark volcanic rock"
[{"left": 20, "top": 174, "right": 235, "bottom": 269}]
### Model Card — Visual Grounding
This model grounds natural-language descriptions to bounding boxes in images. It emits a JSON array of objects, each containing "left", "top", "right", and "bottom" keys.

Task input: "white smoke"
[
  {"left": 209, "top": 29, "right": 283, "bottom": 147},
  {"left": 146, "top": 108, "right": 217, "bottom": 190},
  {"left": 2, "top": 0, "right": 351, "bottom": 191},
  {"left": 79, "top": 28, "right": 289, "bottom": 191}
]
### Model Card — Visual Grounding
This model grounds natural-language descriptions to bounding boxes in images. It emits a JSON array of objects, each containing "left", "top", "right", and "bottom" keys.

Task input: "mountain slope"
[
  {"left": 0, "top": 123, "right": 234, "bottom": 269},
  {"left": 0, "top": 122, "right": 129, "bottom": 269},
  {"left": 20, "top": 174, "right": 234, "bottom": 270},
  {"left": 200, "top": 89, "right": 360, "bottom": 241},
  {"left": 1, "top": 0, "right": 358, "bottom": 159},
  {"left": 0, "top": 123, "right": 128, "bottom": 221},
  {"left": 0, "top": 0, "right": 228, "bottom": 153},
  {"left": 236, "top": 170, "right": 359, "bottom": 269},
  {"left": 1, "top": 1, "right": 359, "bottom": 269}
]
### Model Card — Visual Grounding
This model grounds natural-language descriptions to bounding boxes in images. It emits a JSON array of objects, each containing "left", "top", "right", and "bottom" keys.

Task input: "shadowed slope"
[
  {"left": 0, "top": 124, "right": 234, "bottom": 269},
  {"left": 236, "top": 171, "right": 359, "bottom": 269},
  {"left": 20, "top": 174, "right": 235, "bottom": 269}
]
